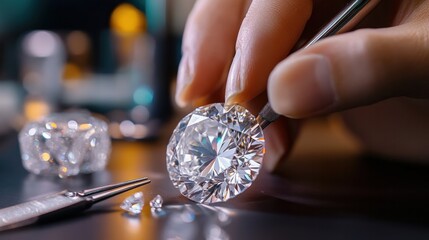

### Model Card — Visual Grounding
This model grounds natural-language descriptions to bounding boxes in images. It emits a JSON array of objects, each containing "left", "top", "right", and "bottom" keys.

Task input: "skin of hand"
[{"left": 176, "top": 0, "right": 429, "bottom": 172}]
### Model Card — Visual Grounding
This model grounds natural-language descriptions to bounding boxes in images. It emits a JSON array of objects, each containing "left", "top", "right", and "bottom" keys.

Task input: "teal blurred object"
[
  {"left": 144, "top": 0, "right": 167, "bottom": 35},
  {"left": 0, "top": 0, "right": 40, "bottom": 35},
  {"left": 133, "top": 85, "right": 154, "bottom": 106}
]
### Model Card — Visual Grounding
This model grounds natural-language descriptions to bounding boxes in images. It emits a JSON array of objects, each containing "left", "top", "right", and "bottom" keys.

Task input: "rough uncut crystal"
[
  {"left": 18, "top": 112, "right": 111, "bottom": 178},
  {"left": 150, "top": 194, "right": 163, "bottom": 209},
  {"left": 166, "top": 103, "right": 265, "bottom": 203},
  {"left": 121, "top": 192, "right": 144, "bottom": 215}
]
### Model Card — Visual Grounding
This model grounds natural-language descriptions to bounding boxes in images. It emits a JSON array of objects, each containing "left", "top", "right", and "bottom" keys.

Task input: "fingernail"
[
  {"left": 225, "top": 50, "right": 242, "bottom": 103},
  {"left": 269, "top": 54, "right": 336, "bottom": 117},
  {"left": 175, "top": 55, "right": 193, "bottom": 108}
]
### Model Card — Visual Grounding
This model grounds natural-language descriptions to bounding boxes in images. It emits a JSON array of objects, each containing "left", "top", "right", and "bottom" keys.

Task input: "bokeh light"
[
  {"left": 110, "top": 3, "right": 146, "bottom": 36},
  {"left": 133, "top": 86, "right": 153, "bottom": 106},
  {"left": 23, "top": 31, "right": 59, "bottom": 58}
]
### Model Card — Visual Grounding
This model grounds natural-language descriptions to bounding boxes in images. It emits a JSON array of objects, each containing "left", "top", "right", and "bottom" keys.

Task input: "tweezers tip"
[
  {"left": 78, "top": 177, "right": 150, "bottom": 197},
  {"left": 88, "top": 177, "right": 151, "bottom": 203}
]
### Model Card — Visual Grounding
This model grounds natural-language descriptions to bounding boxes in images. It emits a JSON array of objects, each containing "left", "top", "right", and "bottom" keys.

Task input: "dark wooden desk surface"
[{"left": 1, "top": 115, "right": 429, "bottom": 240}]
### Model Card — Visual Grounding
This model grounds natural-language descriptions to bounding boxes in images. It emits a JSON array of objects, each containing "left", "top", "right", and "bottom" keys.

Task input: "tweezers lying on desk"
[{"left": 0, "top": 177, "right": 151, "bottom": 231}]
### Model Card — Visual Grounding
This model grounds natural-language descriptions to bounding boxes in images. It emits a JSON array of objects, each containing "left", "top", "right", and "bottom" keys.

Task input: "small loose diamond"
[
  {"left": 150, "top": 194, "right": 163, "bottom": 209},
  {"left": 121, "top": 192, "right": 144, "bottom": 215},
  {"left": 166, "top": 103, "right": 265, "bottom": 203},
  {"left": 19, "top": 112, "right": 111, "bottom": 178}
]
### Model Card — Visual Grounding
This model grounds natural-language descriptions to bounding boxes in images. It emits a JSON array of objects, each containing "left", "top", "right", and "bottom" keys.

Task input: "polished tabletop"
[{"left": 1, "top": 115, "right": 429, "bottom": 240}]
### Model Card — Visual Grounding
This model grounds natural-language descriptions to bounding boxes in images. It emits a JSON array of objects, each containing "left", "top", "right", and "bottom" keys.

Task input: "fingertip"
[
  {"left": 268, "top": 54, "right": 337, "bottom": 118},
  {"left": 178, "top": 0, "right": 246, "bottom": 108},
  {"left": 225, "top": 50, "right": 243, "bottom": 103},
  {"left": 225, "top": 92, "right": 244, "bottom": 105},
  {"left": 175, "top": 87, "right": 189, "bottom": 108},
  {"left": 229, "top": 0, "right": 313, "bottom": 105}
]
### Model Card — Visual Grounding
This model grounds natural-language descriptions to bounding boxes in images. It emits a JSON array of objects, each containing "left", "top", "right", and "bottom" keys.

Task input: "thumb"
[{"left": 268, "top": 24, "right": 429, "bottom": 118}]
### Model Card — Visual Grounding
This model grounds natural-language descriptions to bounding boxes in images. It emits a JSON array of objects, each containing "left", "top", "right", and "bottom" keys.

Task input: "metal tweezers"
[{"left": 0, "top": 177, "right": 150, "bottom": 231}]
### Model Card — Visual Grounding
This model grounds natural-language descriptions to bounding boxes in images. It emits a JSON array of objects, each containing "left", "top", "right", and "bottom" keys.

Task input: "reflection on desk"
[{"left": 1, "top": 116, "right": 429, "bottom": 240}]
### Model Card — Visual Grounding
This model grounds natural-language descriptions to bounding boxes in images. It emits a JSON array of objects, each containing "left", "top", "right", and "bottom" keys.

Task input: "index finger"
[{"left": 225, "top": 0, "right": 313, "bottom": 104}]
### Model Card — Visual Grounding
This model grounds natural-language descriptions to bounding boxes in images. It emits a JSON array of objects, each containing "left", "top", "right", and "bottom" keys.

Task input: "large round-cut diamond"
[{"left": 166, "top": 103, "right": 265, "bottom": 203}]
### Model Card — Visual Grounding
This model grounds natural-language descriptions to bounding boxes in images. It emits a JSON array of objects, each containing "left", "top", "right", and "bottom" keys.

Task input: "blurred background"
[{"left": 0, "top": 0, "right": 195, "bottom": 140}]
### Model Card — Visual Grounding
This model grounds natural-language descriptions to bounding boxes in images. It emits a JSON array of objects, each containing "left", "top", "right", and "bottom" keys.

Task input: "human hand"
[{"left": 175, "top": 0, "right": 429, "bottom": 171}]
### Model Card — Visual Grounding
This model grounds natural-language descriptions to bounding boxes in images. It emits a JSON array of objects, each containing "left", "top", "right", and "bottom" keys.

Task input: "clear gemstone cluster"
[
  {"left": 121, "top": 192, "right": 144, "bottom": 215},
  {"left": 121, "top": 193, "right": 163, "bottom": 215},
  {"left": 166, "top": 103, "right": 265, "bottom": 203},
  {"left": 19, "top": 112, "right": 111, "bottom": 178}
]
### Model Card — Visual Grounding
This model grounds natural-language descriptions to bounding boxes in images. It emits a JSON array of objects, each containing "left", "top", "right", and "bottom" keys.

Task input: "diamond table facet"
[
  {"left": 166, "top": 103, "right": 265, "bottom": 203},
  {"left": 19, "top": 112, "right": 111, "bottom": 178}
]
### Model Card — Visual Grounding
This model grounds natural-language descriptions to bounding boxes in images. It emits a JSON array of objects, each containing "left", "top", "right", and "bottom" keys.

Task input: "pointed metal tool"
[
  {"left": 257, "top": 0, "right": 380, "bottom": 129},
  {"left": 0, "top": 177, "right": 151, "bottom": 231}
]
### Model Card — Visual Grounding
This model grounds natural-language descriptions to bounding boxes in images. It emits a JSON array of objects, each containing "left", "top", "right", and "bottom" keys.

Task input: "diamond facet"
[
  {"left": 166, "top": 103, "right": 265, "bottom": 203},
  {"left": 150, "top": 194, "right": 163, "bottom": 209},
  {"left": 121, "top": 192, "right": 144, "bottom": 215},
  {"left": 18, "top": 112, "right": 111, "bottom": 178}
]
